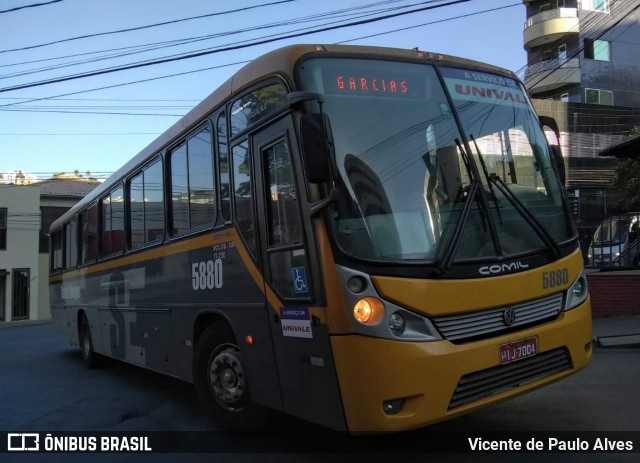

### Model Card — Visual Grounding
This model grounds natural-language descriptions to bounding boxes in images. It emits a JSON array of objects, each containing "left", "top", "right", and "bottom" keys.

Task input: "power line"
[
  {"left": 0, "top": 0, "right": 295, "bottom": 54},
  {"left": 338, "top": 2, "right": 519, "bottom": 44},
  {"left": 0, "top": 60, "right": 250, "bottom": 108},
  {"left": 0, "top": 0, "right": 531, "bottom": 114},
  {"left": 0, "top": 0, "right": 62, "bottom": 15},
  {"left": 0, "top": 0, "right": 468, "bottom": 93},
  {"left": 0, "top": 0, "right": 413, "bottom": 79}
]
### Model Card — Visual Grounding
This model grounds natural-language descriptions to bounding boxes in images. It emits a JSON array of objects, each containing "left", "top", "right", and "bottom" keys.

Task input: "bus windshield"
[
  {"left": 298, "top": 58, "right": 574, "bottom": 264},
  {"left": 592, "top": 216, "right": 633, "bottom": 246}
]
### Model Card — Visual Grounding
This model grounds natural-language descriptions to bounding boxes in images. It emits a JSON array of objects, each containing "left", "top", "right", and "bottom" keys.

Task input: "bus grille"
[
  {"left": 449, "top": 347, "right": 571, "bottom": 409},
  {"left": 432, "top": 293, "right": 563, "bottom": 343}
]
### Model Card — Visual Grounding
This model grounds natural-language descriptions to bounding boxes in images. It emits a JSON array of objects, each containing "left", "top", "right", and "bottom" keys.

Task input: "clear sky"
[{"left": 0, "top": 0, "right": 527, "bottom": 179}]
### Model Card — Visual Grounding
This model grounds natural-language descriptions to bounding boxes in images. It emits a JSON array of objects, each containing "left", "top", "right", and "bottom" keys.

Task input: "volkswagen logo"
[{"left": 503, "top": 308, "right": 517, "bottom": 326}]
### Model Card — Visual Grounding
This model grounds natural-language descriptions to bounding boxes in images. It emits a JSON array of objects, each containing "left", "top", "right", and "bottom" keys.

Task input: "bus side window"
[
  {"left": 80, "top": 204, "right": 97, "bottom": 263},
  {"left": 170, "top": 126, "right": 215, "bottom": 235},
  {"left": 232, "top": 140, "right": 257, "bottom": 257},
  {"left": 129, "top": 158, "right": 164, "bottom": 248},
  {"left": 51, "top": 229, "right": 63, "bottom": 272},
  {"left": 100, "top": 186, "right": 124, "bottom": 257},
  {"left": 64, "top": 219, "right": 78, "bottom": 270},
  {"left": 217, "top": 112, "right": 231, "bottom": 223}
]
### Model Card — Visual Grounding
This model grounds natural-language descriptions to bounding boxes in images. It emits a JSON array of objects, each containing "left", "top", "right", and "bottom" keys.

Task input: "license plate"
[{"left": 499, "top": 337, "right": 538, "bottom": 365}]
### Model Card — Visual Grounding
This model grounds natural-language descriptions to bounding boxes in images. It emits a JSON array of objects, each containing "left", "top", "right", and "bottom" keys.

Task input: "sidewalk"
[{"left": 592, "top": 314, "right": 640, "bottom": 348}]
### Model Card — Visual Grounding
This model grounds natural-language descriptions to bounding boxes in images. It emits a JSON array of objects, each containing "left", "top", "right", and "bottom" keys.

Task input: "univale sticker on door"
[{"left": 280, "top": 307, "right": 313, "bottom": 339}]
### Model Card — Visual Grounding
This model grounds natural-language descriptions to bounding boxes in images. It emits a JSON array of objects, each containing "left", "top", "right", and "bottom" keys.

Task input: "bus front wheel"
[{"left": 194, "top": 324, "right": 267, "bottom": 431}]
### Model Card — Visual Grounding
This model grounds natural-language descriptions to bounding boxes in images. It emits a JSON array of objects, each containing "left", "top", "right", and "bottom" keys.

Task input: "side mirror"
[
  {"left": 538, "top": 115, "right": 566, "bottom": 187},
  {"left": 300, "top": 113, "right": 333, "bottom": 183}
]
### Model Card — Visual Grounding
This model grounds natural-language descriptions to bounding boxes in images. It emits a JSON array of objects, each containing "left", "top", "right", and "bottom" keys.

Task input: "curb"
[
  {"left": 0, "top": 320, "right": 51, "bottom": 330},
  {"left": 595, "top": 334, "right": 640, "bottom": 349}
]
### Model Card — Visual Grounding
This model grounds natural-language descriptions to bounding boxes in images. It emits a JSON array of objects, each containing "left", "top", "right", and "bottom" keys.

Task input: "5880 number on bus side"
[{"left": 192, "top": 259, "right": 224, "bottom": 290}]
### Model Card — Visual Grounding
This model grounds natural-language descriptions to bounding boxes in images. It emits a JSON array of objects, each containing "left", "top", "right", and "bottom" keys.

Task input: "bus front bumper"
[{"left": 330, "top": 299, "right": 592, "bottom": 433}]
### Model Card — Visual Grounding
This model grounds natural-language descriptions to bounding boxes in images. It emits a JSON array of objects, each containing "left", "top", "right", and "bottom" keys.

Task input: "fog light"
[
  {"left": 353, "top": 297, "right": 384, "bottom": 325},
  {"left": 383, "top": 398, "right": 406, "bottom": 415},
  {"left": 388, "top": 312, "right": 406, "bottom": 337},
  {"left": 347, "top": 276, "right": 366, "bottom": 294}
]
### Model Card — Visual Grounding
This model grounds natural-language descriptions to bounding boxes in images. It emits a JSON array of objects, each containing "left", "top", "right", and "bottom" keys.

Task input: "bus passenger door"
[{"left": 252, "top": 116, "right": 346, "bottom": 431}]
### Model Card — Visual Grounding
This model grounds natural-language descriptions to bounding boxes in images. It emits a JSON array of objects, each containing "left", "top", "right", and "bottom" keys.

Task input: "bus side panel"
[{"left": 269, "top": 308, "right": 347, "bottom": 432}]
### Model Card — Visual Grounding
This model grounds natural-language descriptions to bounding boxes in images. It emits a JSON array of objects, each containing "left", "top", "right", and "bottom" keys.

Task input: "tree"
[{"left": 612, "top": 126, "right": 640, "bottom": 211}]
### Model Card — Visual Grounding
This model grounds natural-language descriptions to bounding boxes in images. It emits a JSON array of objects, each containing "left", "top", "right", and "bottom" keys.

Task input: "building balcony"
[
  {"left": 524, "top": 8, "right": 579, "bottom": 50},
  {"left": 524, "top": 58, "right": 581, "bottom": 94}
]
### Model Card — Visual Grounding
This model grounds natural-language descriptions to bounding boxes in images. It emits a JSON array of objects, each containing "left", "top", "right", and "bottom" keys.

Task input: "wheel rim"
[{"left": 208, "top": 345, "right": 248, "bottom": 412}]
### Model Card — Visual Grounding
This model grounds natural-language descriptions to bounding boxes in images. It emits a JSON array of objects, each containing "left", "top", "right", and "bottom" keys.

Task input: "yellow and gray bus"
[{"left": 50, "top": 44, "right": 592, "bottom": 433}]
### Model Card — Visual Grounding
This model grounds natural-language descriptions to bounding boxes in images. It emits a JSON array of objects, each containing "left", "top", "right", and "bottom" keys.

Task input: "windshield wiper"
[
  {"left": 488, "top": 173, "right": 562, "bottom": 260},
  {"left": 470, "top": 135, "right": 561, "bottom": 260},
  {"left": 431, "top": 181, "right": 480, "bottom": 277}
]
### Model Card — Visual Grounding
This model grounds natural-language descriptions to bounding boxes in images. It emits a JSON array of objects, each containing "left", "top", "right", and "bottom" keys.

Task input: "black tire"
[
  {"left": 79, "top": 316, "right": 100, "bottom": 368},
  {"left": 193, "top": 324, "right": 268, "bottom": 432}
]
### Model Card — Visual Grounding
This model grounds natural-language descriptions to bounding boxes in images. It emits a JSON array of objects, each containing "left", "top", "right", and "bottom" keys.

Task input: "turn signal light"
[{"left": 353, "top": 297, "right": 385, "bottom": 325}]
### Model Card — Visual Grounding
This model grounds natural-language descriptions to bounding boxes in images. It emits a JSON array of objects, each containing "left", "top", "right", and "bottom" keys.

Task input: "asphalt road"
[{"left": 1, "top": 323, "right": 639, "bottom": 463}]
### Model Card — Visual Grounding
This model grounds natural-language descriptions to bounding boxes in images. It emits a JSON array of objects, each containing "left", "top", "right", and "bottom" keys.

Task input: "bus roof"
[{"left": 51, "top": 43, "right": 516, "bottom": 231}]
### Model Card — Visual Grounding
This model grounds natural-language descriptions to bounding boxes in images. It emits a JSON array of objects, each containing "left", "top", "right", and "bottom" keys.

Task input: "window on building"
[
  {"left": 80, "top": 205, "right": 98, "bottom": 264},
  {"left": 585, "top": 88, "right": 614, "bottom": 105},
  {"left": 0, "top": 208, "right": 6, "bottom": 250},
  {"left": 558, "top": 44, "right": 567, "bottom": 63},
  {"left": 170, "top": 126, "right": 215, "bottom": 235},
  {"left": 582, "top": 0, "right": 609, "bottom": 12},
  {"left": 100, "top": 186, "right": 125, "bottom": 257},
  {"left": 584, "top": 38, "right": 610, "bottom": 61},
  {"left": 39, "top": 206, "right": 69, "bottom": 252},
  {"left": 129, "top": 158, "right": 164, "bottom": 249}
]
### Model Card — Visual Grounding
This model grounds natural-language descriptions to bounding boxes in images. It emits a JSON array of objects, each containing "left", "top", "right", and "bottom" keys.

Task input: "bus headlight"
[
  {"left": 564, "top": 272, "right": 588, "bottom": 311},
  {"left": 353, "top": 297, "right": 385, "bottom": 325},
  {"left": 388, "top": 312, "right": 406, "bottom": 337}
]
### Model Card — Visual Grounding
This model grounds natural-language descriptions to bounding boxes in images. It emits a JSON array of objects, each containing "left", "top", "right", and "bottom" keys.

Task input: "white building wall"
[{"left": 0, "top": 185, "right": 41, "bottom": 322}]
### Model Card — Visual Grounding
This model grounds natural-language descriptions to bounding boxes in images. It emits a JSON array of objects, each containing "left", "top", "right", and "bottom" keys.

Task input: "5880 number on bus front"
[{"left": 541, "top": 268, "right": 569, "bottom": 289}]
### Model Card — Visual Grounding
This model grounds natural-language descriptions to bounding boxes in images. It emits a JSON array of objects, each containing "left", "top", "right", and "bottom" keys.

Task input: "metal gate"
[{"left": 12, "top": 268, "right": 29, "bottom": 320}]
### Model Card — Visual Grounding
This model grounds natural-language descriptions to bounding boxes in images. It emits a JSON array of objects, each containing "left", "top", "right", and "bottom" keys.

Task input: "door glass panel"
[{"left": 264, "top": 140, "right": 302, "bottom": 247}]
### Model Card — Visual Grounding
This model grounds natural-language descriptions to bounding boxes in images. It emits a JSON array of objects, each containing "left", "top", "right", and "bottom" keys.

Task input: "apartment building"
[{"left": 522, "top": 0, "right": 640, "bottom": 237}]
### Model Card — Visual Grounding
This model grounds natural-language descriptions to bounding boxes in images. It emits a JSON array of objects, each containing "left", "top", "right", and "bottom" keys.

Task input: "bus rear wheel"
[
  {"left": 79, "top": 316, "right": 100, "bottom": 368},
  {"left": 194, "top": 324, "right": 268, "bottom": 431}
]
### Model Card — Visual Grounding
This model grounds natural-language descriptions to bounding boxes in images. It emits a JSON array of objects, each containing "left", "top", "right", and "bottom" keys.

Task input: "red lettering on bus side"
[
  {"left": 401, "top": 81, "right": 407, "bottom": 93},
  {"left": 390, "top": 80, "right": 397, "bottom": 92},
  {"left": 360, "top": 78, "right": 368, "bottom": 91},
  {"left": 381, "top": 80, "right": 386, "bottom": 91},
  {"left": 372, "top": 79, "right": 378, "bottom": 91},
  {"left": 349, "top": 77, "right": 357, "bottom": 90},
  {"left": 337, "top": 76, "right": 344, "bottom": 89}
]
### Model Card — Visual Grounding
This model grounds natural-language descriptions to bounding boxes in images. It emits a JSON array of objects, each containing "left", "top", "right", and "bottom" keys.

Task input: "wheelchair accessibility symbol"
[{"left": 291, "top": 267, "right": 309, "bottom": 294}]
